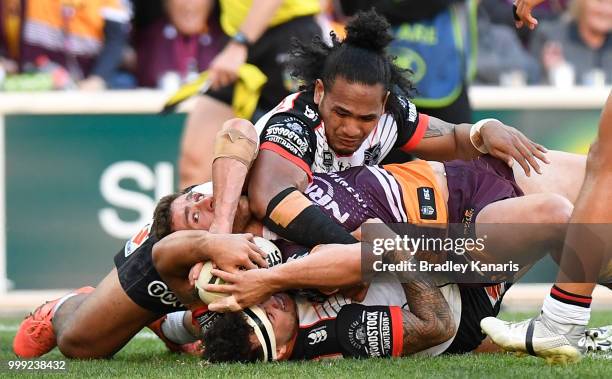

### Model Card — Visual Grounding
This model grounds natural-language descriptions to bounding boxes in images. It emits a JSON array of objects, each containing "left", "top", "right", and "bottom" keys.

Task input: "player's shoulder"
[
  {"left": 393, "top": 93, "right": 419, "bottom": 125},
  {"left": 258, "top": 91, "right": 321, "bottom": 132},
  {"left": 123, "top": 223, "right": 157, "bottom": 258}
]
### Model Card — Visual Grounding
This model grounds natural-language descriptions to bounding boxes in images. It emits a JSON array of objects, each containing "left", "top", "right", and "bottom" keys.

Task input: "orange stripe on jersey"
[
  {"left": 260, "top": 141, "right": 313, "bottom": 182},
  {"left": 382, "top": 160, "right": 448, "bottom": 224},
  {"left": 269, "top": 190, "right": 312, "bottom": 228},
  {"left": 389, "top": 306, "right": 404, "bottom": 357},
  {"left": 400, "top": 113, "right": 429, "bottom": 152}
]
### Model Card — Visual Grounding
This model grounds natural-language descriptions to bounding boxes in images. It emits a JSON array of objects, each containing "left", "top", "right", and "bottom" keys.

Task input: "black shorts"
[
  {"left": 444, "top": 282, "right": 512, "bottom": 354},
  {"left": 207, "top": 16, "right": 322, "bottom": 116},
  {"left": 114, "top": 237, "right": 185, "bottom": 315}
]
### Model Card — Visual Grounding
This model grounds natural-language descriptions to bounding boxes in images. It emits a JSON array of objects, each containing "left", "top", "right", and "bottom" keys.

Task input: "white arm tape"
[{"left": 469, "top": 118, "right": 499, "bottom": 154}]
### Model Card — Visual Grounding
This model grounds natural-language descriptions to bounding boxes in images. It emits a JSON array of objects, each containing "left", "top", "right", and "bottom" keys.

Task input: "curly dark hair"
[
  {"left": 151, "top": 185, "right": 196, "bottom": 240},
  {"left": 288, "top": 9, "right": 414, "bottom": 123},
  {"left": 202, "top": 312, "right": 262, "bottom": 363}
]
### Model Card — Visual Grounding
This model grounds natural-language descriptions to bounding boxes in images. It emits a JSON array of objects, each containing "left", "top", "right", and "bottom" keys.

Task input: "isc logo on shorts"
[{"left": 124, "top": 223, "right": 152, "bottom": 258}]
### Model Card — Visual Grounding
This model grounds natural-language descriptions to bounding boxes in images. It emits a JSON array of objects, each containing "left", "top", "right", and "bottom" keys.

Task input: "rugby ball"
[{"left": 195, "top": 237, "right": 282, "bottom": 304}]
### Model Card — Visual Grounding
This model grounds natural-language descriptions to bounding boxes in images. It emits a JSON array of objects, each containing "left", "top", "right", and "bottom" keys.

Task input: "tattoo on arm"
[
  {"left": 424, "top": 117, "right": 455, "bottom": 138},
  {"left": 400, "top": 275, "right": 453, "bottom": 355},
  {"left": 382, "top": 250, "right": 454, "bottom": 355}
]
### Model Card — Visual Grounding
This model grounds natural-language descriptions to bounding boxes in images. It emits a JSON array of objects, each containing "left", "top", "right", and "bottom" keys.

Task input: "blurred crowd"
[{"left": 0, "top": 0, "right": 610, "bottom": 92}]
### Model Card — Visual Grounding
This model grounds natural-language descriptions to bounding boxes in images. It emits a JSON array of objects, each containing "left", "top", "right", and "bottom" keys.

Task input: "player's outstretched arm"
[
  {"left": 412, "top": 117, "right": 548, "bottom": 176},
  {"left": 204, "top": 242, "right": 364, "bottom": 312}
]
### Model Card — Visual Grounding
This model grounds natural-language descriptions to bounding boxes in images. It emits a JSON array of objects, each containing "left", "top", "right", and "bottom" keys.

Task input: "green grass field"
[{"left": 1, "top": 311, "right": 610, "bottom": 378}]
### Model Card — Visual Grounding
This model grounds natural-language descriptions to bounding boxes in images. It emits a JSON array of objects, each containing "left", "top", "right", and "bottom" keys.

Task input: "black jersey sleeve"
[
  {"left": 391, "top": 94, "right": 430, "bottom": 151},
  {"left": 336, "top": 303, "right": 405, "bottom": 358},
  {"left": 259, "top": 114, "right": 317, "bottom": 180}
]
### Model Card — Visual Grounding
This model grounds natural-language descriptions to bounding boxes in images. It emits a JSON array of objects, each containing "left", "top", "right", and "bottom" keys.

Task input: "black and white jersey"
[
  {"left": 290, "top": 279, "right": 462, "bottom": 360},
  {"left": 254, "top": 91, "right": 429, "bottom": 181}
]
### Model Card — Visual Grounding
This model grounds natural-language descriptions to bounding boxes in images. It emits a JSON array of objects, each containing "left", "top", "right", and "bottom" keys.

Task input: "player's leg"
[
  {"left": 513, "top": 150, "right": 586, "bottom": 203},
  {"left": 12, "top": 286, "right": 94, "bottom": 358},
  {"left": 13, "top": 268, "right": 160, "bottom": 359},
  {"left": 179, "top": 95, "right": 235, "bottom": 188},
  {"left": 54, "top": 268, "right": 160, "bottom": 358},
  {"left": 474, "top": 193, "right": 573, "bottom": 267},
  {"left": 482, "top": 92, "right": 612, "bottom": 363}
]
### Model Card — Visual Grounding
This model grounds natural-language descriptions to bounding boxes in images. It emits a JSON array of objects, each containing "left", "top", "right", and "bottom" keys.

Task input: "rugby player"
[
  {"left": 12, "top": 180, "right": 266, "bottom": 359},
  {"left": 149, "top": 147, "right": 609, "bottom": 361},
  {"left": 12, "top": 117, "right": 271, "bottom": 359},
  {"left": 481, "top": 92, "right": 612, "bottom": 363},
  {"left": 211, "top": 10, "right": 550, "bottom": 251}
]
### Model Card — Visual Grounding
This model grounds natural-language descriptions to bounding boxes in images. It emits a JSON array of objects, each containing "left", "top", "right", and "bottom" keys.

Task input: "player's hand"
[
  {"left": 585, "top": 325, "right": 612, "bottom": 352},
  {"left": 351, "top": 218, "right": 383, "bottom": 241},
  {"left": 513, "top": 0, "right": 545, "bottom": 30},
  {"left": 480, "top": 121, "right": 549, "bottom": 176},
  {"left": 205, "top": 233, "right": 267, "bottom": 274},
  {"left": 208, "top": 42, "right": 248, "bottom": 90},
  {"left": 204, "top": 268, "right": 274, "bottom": 312}
]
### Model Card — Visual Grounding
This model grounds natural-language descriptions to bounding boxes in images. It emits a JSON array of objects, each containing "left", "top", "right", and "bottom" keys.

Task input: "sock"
[
  {"left": 542, "top": 285, "right": 592, "bottom": 326},
  {"left": 52, "top": 293, "right": 79, "bottom": 315},
  {"left": 161, "top": 311, "right": 198, "bottom": 345}
]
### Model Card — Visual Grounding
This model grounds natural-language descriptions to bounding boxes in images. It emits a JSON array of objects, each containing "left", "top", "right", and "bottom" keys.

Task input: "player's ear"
[
  {"left": 276, "top": 343, "right": 291, "bottom": 361},
  {"left": 382, "top": 90, "right": 390, "bottom": 112},
  {"left": 314, "top": 79, "right": 325, "bottom": 105}
]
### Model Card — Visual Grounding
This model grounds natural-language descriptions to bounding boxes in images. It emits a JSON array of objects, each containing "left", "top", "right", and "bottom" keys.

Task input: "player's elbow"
[
  {"left": 419, "top": 310, "right": 455, "bottom": 348},
  {"left": 220, "top": 118, "right": 258, "bottom": 141},
  {"left": 431, "top": 310, "right": 456, "bottom": 345},
  {"left": 248, "top": 180, "right": 278, "bottom": 220}
]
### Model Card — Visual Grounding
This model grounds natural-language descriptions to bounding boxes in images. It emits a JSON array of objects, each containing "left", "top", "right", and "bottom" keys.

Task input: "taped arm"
[
  {"left": 210, "top": 118, "right": 258, "bottom": 233},
  {"left": 249, "top": 150, "right": 358, "bottom": 247}
]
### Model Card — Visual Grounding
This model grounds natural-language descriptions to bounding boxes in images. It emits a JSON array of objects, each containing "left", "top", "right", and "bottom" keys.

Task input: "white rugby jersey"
[
  {"left": 254, "top": 91, "right": 430, "bottom": 181},
  {"left": 291, "top": 278, "right": 461, "bottom": 359}
]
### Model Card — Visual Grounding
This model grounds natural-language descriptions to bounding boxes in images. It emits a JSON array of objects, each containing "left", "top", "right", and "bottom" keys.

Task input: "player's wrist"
[
  {"left": 265, "top": 267, "right": 287, "bottom": 293},
  {"left": 470, "top": 118, "right": 499, "bottom": 154},
  {"left": 230, "top": 32, "right": 252, "bottom": 50}
]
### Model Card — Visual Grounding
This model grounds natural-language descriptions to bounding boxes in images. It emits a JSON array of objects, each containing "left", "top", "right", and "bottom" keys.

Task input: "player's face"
[
  {"left": 170, "top": 192, "right": 253, "bottom": 232},
  {"left": 170, "top": 190, "right": 215, "bottom": 231},
  {"left": 315, "top": 77, "right": 388, "bottom": 155},
  {"left": 251, "top": 293, "right": 298, "bottom": 359}
]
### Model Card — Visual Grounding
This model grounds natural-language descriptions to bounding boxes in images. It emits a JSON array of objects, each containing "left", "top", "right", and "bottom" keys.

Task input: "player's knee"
[
  {"left": 57, "top": 330, "right": 102, "bottom": 359},
  {"left": 535, "top": 194, "right": 573, "bottom": 225}
]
